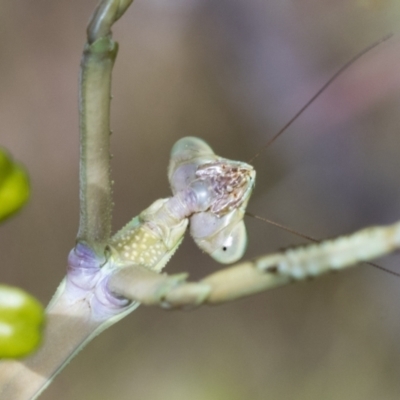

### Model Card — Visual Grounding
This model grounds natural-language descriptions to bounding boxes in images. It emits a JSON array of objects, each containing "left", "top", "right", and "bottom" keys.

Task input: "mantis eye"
[
  {"left": 168, "top": 137, "right": 215, "bottom": 194},
  {"left": 190, "top": 211, "right": 248, "bottom": 264},
  {"left": 210, "top": 220, "right": 247, "bottom": 264},
  {"left": 169, "top": 137, "right": 214, "bottom": 162}
]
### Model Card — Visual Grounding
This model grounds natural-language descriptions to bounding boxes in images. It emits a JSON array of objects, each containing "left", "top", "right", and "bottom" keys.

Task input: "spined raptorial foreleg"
[{"left": 108, "top": 221, "right": 400, "bottom": 308}]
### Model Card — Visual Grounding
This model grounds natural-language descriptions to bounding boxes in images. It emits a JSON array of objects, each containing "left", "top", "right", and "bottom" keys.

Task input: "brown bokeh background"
[{"left": 2, "top": 1, "right": 400, "bottom": 399}]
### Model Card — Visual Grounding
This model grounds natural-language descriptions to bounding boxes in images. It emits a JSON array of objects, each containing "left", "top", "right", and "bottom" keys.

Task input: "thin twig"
[{"left": 0, "top": 3, "right": 137, "bottom": 399}]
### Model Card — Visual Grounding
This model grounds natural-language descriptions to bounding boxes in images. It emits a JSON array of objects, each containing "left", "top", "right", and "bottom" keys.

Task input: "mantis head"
[{"left": 168, "top": 137, "right": 255, "bottom": 264}]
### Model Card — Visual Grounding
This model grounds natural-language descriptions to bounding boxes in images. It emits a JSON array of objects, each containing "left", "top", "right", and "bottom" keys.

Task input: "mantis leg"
[{"left": 108, "top": 220, "right": 400, "bottom": 308}]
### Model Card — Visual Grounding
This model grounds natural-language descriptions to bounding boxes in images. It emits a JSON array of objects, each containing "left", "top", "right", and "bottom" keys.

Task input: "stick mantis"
[{"left": 0, "top": 1, "right": 399, "bottom": 399}]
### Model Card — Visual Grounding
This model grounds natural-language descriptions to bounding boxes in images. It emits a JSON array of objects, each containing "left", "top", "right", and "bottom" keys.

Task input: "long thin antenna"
[
  {"left": 248, "top": 33, "right": 393, "bottom": 163},
  {"left": 246, "top": 212, "right": 400, "bottom": 278}
]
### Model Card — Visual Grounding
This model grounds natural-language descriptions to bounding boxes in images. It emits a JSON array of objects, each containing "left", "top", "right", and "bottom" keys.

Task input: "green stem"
[
  {"left": 77, "top": 0, "right": 133, "bottom": 252},
  {"left": 87, "top": 0, "right": 134, "bottom": 44},
  {"left": 78, "top": 37, "right": 116, "bottom": 251},
  {"left": 0, "top": 3, "right": 137, "bottom": 398}
]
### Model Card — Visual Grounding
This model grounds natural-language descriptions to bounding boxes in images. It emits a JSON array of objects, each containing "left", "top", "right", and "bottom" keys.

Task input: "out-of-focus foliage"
[
  {"left": 358, "top": 0, "right": 391, "bottom": 10},
  {"left": 0, "top": 150, "right": 43, "bottom": 358},
  {"left": 0, "top": 148, "right": 30, "bottom": 222},
  {"left": 0, "top": 284, "right": 44, "bottom": 358}
]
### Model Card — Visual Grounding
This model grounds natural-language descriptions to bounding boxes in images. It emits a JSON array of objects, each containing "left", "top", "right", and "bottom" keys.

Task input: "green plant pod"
[
  {"left": 0, "top": 149, "right": 30, "bottom": 222},
  {"left": 0, "top": 285, "right": 44, "bottom": 358}
]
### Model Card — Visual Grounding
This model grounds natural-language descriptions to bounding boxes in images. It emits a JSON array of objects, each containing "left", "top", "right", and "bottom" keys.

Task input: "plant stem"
[
  {"left": 77, "top": 0, "right": 133, "bottom": 252},
  {"left": 0, "top": 3, "right": 137, "bottom": 399}
]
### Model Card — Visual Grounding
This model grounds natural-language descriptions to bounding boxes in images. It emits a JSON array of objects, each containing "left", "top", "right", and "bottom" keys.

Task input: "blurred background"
[{"left": 1, "top": 0, "right": 400, "bottom": 399}]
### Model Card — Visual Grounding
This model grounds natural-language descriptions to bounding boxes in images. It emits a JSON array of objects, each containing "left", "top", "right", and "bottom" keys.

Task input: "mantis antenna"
[
  {"left": 246, "top": 33, "right": 400, "bottom": 277},
  {"left": 248, "top": 33, "right": 393, "bottom": 163},
  {"left": 246, "top": 212, "right": 400, "bottom": 278}
]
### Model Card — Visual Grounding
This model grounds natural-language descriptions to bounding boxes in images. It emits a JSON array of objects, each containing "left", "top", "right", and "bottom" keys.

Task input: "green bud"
[
  {"left": 0, "top": 149, "right": 30, "bottom": 222},
  {"left": 0, "top": 285, "right": 44, "bottom": 358}
]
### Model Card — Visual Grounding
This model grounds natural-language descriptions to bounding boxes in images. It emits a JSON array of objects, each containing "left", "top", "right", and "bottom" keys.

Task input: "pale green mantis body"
[{"left": 109, "top": 136, "right": 255, "bottom": 272}]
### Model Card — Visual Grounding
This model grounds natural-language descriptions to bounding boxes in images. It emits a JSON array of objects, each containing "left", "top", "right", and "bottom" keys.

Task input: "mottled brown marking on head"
[{"left": 195, "top": 160, "right": 255, "bottom": 215}]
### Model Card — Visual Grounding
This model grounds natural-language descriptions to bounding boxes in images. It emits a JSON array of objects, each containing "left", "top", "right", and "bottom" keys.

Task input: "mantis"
[{"left": 0, "top": 1, "right": 399, "bottom": 399}]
